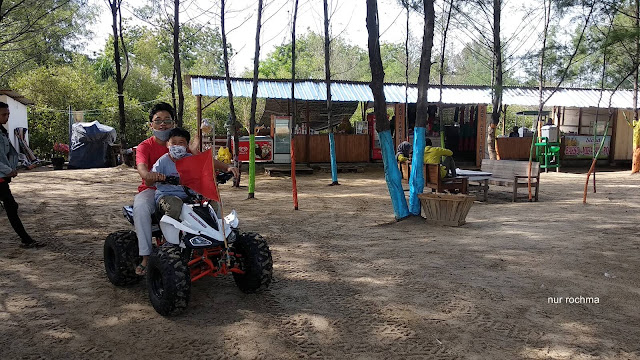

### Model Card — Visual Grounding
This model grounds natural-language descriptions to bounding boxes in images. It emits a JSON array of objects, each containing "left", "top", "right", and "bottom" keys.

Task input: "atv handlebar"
[
  {"left": 160, "top": 172, "right": 234, "bottom": 186},
  {"left": 216, "top": 171, "right": 234, "bottom": 184},
  {"left": 162, "top": 175, "right": 181, "bottom": 185}
]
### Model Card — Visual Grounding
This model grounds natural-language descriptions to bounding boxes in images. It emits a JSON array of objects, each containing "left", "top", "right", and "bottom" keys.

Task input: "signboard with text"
[{"left": 563, "top": 135, "right": 610, "bottom": 159}]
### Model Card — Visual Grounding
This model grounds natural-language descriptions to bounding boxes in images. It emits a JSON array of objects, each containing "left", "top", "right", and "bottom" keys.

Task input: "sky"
[{"left": 85, "top": 0, "right": 542, "bottom": 77}]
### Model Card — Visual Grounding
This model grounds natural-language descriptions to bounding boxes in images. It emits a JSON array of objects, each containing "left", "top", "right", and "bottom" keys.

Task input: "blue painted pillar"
[
  {"left": 409, "top": 127, "right": 426, "bottom": 215},
  {"left": 379, "top": 130, "right": 410, "bottom": 220},
  {"left": 329, "top": 132, "right": 338, "bottom": 184}
]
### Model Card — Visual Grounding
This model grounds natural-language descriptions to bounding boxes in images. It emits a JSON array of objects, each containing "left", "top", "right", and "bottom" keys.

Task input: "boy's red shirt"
[{"left": 136, "top": 137, "right": 169, "bottom": 192}]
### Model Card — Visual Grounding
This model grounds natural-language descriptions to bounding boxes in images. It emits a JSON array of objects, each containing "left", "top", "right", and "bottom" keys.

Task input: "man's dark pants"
[{"left": 0, "top": 179, "right": 32, "bottom": 244}]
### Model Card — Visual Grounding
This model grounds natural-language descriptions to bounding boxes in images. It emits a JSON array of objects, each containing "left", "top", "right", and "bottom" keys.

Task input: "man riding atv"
[
  {"left": 105, "top": 125, "right": 272, "bottom": 316},
  {"left": 134, "top": 103, "right": 238, "bottom": 276}
]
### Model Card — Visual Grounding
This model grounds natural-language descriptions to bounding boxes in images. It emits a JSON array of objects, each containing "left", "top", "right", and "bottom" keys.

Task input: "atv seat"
[{"left": 122, "top": 205, "right": 163, "bottom": 225}]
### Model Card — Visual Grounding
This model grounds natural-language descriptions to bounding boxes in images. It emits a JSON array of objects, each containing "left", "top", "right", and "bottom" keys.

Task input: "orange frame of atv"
[
  {"left": 189, "top": 248, "right": 245, "bottom": 282},
  {"left": 153, "top": 237, "right": 245, "bottom": 282}
]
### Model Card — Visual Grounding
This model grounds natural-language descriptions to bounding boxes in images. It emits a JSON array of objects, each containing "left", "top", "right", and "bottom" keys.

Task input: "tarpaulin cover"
[{"left": 68, "top": 121, "right": 116, "bottom": 169}]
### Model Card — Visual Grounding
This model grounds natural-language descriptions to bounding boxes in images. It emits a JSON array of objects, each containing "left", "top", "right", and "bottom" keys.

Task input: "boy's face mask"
[
  {"left": 153, "top": 129, "right": 172, "bottom": 142},
  {"left": 169, "top": 145, "right": 188, "bottom": 159}
]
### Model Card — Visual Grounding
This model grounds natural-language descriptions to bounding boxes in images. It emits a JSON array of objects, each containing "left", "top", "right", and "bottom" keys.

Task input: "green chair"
[{"left": 535, "top": 137, "right": 560, "bottom": 172}]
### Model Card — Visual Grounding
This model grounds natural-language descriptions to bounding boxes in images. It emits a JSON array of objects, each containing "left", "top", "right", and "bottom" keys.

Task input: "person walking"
[{"left": 0, "top": 102, "right": 43, "bottom": 248}]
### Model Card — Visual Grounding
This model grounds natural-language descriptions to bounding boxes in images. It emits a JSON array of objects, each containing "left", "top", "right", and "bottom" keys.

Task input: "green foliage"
[
  {"left": 380, "top": 42, "right": 421, "bottom": 83},
  {"left": 26, "top": 108, "right": 68, "bottom": 159},
  {"left": 9, "top": 57, "right": 109, "bottom": 155},
  {"left": 0, "top": 0, "right": 98, "bottom": 84},
  {"left": 9, "top": 56, "right": 152, "bottom": 152},
  {"left": 570, "top": 1, "right": 640, "bottom": 89},
  {"left": 447, "top": 40, "right": 501, "bottom": 85},
  {"left": 518, "top": 1, "right": 617, "bottom": 88},
  {"left": 0, "top": 1, "right": 231, "bottom": 156},
  {"left": 258, "top": 31, "right": 428, "bottom": 83},
  {"left": 10, "top": 56, "right": 109, "bottom": 110},
  {"left": 123, "top": 66, "right": 165, "bottom": 103},
  {"left": 258, "top": 32, "right": 370, "bottom": 81}
]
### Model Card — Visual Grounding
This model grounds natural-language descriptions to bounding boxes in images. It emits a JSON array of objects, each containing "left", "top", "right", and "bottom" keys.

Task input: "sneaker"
[{"left": 20, "top": 241, "right": 46, "bottom": 249}]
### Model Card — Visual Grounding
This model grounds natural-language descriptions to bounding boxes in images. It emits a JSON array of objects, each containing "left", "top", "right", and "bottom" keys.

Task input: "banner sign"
[
  {"left": 238, "top": 137, "right": 273, "bottom": 162},
  {"left": 564, "top": 135, "right": 610, "bottom": 159}
]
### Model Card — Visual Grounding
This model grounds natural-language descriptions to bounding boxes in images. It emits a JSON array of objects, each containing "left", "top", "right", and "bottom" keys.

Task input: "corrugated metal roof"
[{"left": 190, "top": 76, "right": 638, "bottom": 109}]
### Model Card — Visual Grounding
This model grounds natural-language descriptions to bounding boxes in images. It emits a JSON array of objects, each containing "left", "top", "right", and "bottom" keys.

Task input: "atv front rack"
[{"left": 188, "top": 247, "right": 245, "bottom": 282}]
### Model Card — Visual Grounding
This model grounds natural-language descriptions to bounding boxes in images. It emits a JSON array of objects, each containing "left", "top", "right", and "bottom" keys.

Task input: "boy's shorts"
[{"left": 158, "top": 195, "right": 183, "bottom": 220}]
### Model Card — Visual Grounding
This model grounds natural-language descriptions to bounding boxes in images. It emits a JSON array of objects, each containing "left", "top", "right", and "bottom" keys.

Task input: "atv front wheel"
[
  {"left": 104, "top": 230, "right": 140, "bottom": 286},
  {"left": 232, "top": 232, "right": 273, "bottom": 293},
  {"left": 147, "top": 244, "right": 191, "bottom": 316}
]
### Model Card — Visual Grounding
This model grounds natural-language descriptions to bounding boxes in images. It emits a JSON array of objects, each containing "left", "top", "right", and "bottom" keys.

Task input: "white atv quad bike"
[{"left": 104, "top": 173, "right": 273, "bottom": 316}]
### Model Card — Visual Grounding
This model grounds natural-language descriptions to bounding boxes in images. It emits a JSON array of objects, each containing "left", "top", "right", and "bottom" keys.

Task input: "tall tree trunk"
[
  {"left": 414, "top": 0, "right": 435, "bottom": 130},
  {"left": 324, "top": 0, "right": 339, "bottom": 185},
  {"left": 404, "top": 0, "right": 410, "bottom": 143},
  {"left": 531, "top": 0, "right": 552, "bottom": 200},
  {"left": 532, "top": 0, "right": 595, "bottom": 196},
  {"left": 366, "top": 0, "right": 409, "bottom": 220},
  {"left": 221, "top": 0, "right": 241, "bottom": 187},
  {"left": 632, "top": 0, "right": 640, "bottom": 173},
  {"left": 173, "top": 0, "right": 184, "bottom": 127},
  {"left": 109, "top": 0, "right": 127, "bottom": 149},
  {"left": 171, "top": 67, "right": 177, "bottom": 114},
  {"left": 247, "top": 0, "right": 263, "bottom": 198},
  {"left": 407, "top": 0, "right": 435, "bottom": 216},
  {"left": 487, "top": 0, "right": 502, "bottom": 160},
  {"left": 438, "top": 0, "right": 454, "bottom": 146},
  {"left": 584, "top": 28, "right": 612, "bottom": 203},
  {"left": 290, "top": 0, "right": 300, "bottom": 209}
]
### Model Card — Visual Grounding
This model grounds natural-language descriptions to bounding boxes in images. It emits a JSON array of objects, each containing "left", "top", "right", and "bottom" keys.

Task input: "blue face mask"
[
  {"left": 153, "top": 129, "right": 172, "bottom": 142},
  {"left": 169, "top": 145, "right": 188, "bottom": 159}
]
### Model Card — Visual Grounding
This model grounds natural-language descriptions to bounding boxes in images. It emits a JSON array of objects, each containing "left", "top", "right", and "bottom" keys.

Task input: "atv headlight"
[{"left": 188, "top": 236, "right": 213, "bottom": 247}]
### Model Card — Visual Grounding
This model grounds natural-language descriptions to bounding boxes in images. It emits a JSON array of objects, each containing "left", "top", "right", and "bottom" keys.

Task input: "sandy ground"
[{"left": 1, "top": 164, "right": 639, "bottom": 359}]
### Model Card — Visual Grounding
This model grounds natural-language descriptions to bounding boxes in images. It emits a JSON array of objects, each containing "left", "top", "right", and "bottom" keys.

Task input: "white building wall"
[{"left": 0, "top": 94, "right": 29, "bottom": 149}]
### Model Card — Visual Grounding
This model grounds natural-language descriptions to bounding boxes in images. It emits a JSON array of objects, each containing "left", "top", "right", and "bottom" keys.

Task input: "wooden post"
[
  {"left": 502, "top": 104, "right": 507, "bottom": 136},
  {"left": 306, "top": 101, "right": 311, "bottom": 164},
  {"left": 476, "top": 104, "right": 487, "bottom": 167},
  {"left": 578, "top": 108, "right": 583, "bottom": 135},
  {"left": 609, "top": 109, "right": 617, "bottom": 164},
  {"left": 395, "top": 103, "right": 406, "bottom": 148},
  {"left": 196, "top": 95, "right": 202, "bottom": 152}
]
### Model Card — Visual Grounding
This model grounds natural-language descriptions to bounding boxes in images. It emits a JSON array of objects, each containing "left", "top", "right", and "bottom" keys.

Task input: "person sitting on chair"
[
  {"left": 424, "top": 138, "right": 457, "bottom": 178},
  {"left": 396, "top": 141, "right": 412, "bottom": 162}
]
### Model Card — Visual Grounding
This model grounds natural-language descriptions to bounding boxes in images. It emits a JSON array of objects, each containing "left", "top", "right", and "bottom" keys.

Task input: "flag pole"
[{"left": 211, "top": 144, "right": 231, "bottom": 266}]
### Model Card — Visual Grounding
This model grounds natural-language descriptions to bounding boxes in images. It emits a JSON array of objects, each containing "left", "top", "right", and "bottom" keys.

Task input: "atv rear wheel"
[
  {"left": 147, "top": 244, "right": 191, "bottom": 316},
  {"left": 104, "top": 230, "right": 140, "bottom": 286},
  {"left": 232, "top": 232, "right": 273, "bottom": 293}
]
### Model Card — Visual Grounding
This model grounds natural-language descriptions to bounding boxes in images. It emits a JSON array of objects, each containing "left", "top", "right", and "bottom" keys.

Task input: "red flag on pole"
[{"left": 175, "top": 148, "right": 219, "bottom": 201}]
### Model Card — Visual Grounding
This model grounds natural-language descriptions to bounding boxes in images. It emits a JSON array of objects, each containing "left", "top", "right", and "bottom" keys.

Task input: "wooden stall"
[
  {"left": 495, "top": 137, "right": 534, "bottom": 160},
  {"left": 294, "top": 134, "right": 369, "bottom": 163},
  {"left": 612, "top": 109, "right": 632, "bottom": 161}
]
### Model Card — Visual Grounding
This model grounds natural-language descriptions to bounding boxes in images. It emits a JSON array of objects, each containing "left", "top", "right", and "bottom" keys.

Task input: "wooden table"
[{"left": 455, "top": 169, "right": 492, "bottom": 201}]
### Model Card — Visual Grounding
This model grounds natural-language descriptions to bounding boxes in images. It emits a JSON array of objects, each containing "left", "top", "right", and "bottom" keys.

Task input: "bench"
[
  {"left": 480, "top": 159, "right": 540, "bottom": 202},
  {"left": 425, "top": 163, "right": 468, "bottom": 194}
]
